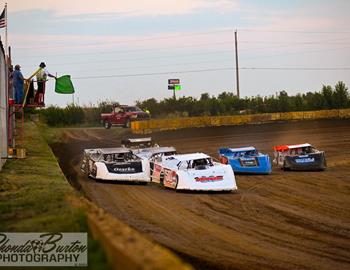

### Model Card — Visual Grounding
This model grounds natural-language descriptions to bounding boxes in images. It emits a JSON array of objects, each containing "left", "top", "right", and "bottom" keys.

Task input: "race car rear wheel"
[{"left": 139, "top": 181, "right": 148, "bottom": 185}]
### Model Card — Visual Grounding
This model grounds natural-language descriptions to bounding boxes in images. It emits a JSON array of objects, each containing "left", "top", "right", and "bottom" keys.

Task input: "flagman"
[{"left": 35, "top": 62, "right": 56, "bottom": 105}]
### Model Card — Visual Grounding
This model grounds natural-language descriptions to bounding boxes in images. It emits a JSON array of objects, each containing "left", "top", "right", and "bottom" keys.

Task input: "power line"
[
  {"left": 55, "top": 58, "right": 233, "bottom": 74},
  {"left": 23, "top": 36, "right": 349, "bottom": 59},
  {"left": 17, "top": 41, "right": 233, "bottom": 59},
  {"left": 19, "top": 43, "right": 350, "bottom": 68},
  {"left": 73, "top": 67, "right": 234, "bottom": 80},
  {"left": 38, "top": 49, "right": 234, "bottom": 67},
  {"left": 72, "top": 66, "right": 350, "bottom": 80},
  {"left": 240, "top": 41, "right": 350, "bottom": 45},
  {"left": 239, "top": 29, "right": 350, "bottom": 34},
  {"left": 57, "top": 63, "right": 349, "bottom": 75},
  {"left": 14, "top": 29, "right": 233, "bottom": 50},
  {"left": 19, "top": 44, "right": 348, "bottom": 67},
  {"left": 241, "top": 46, "right": 350, "bottom": 60},
  {"left": 240, "top": 67, "right": 350, "bottom": 70}
]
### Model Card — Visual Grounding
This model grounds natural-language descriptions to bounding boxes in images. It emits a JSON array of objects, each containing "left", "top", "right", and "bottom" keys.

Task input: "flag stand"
[{"left": 5, "top": 3, "right": 7, "bottom": 56}]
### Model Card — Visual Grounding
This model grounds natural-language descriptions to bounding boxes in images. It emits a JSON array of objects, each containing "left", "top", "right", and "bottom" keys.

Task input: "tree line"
[
  {"left": 136, "top": 81, "right": 349, "bottom": 118},
  {"left": 39, "top": 81, "right": 349, "bottom": 126}
]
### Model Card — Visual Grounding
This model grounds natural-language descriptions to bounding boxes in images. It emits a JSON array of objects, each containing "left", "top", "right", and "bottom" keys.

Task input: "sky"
[{"left": 4, "top": 0, "right": 350, "bottom": 107}]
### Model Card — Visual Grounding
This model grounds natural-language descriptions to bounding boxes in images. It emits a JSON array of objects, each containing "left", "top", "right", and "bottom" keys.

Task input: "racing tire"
[
  {"left": 124, "top": 119, "right": 131, "bottom": 128},
  {"left": 138, "top": 182, "right": 148, "bottom": 185},
  {"left": 159, "top": 173, "right": 165, "bottom": 188},
  {"left": 282, "top": 161, "right": 290, "bottom": 171},
  {"left": 104, "top": 121, "right": 112, "bottom": 129},
  {"left": 322, "top": 158, "right": 327, "bottom": 170},
  {"left": 174, "top": 175, "right": 179, "bottom": 190}
]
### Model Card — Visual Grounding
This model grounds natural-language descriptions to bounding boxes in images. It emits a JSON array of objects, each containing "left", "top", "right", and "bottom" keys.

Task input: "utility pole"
[{"left": 234, "top": 29, "right": 240, "bottom": 99}]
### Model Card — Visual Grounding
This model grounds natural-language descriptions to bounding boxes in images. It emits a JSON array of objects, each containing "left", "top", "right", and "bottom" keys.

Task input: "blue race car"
[{"left": 219, "top": 146, "right": 272, "bottom": 174}]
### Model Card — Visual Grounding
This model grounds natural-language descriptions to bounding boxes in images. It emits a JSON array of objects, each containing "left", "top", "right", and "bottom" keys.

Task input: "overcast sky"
[{"left": 4, "top": 0, "right": 350, "bottom": 106}]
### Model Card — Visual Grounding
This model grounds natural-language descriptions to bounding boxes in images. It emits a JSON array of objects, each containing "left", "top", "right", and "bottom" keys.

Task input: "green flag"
[{"left": 55, "top": 75, "right": 75, "bottom": 94}]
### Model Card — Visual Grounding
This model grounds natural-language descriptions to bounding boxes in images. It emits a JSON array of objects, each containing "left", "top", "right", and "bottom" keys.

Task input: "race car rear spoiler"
[
  {"left": 121, "top": 137, "right": 154, "bottom": 148},
  {"left": 273, "top": 143, "right": 311, "bottom": 152},
  {"left": 219, "top": 146, "right": 256, "bottom": 154}
]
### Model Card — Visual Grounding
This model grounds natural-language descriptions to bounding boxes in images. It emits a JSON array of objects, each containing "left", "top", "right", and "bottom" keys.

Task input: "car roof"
[
  {"left": 120, "top": 105, "right": 136, "bottom": 108},
  {"left": 168, "top": 153, "right": 210, "bottom": 162},
  {"left": 142, "top": 146, "right": 176, "bottom": 154},
  {"left": 228, "top": 146, "right": 256, "bottom": 152},
  {"left": 273, "top": 143, "right": 312, "bottom": 151},
  {"left": 139, "top": 146, "right": 175, "bottom": 152},
  {"left": 136, "top": 146, "right": 176, "bottom": 158},
  {"left": 123, "top": 137, "right": 152, "bottom": 143},
  {"left": 84, "top": 147, "right": 131, "bottom": 154}
]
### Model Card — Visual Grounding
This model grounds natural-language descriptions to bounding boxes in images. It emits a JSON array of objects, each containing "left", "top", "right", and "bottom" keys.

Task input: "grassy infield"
[{"left": 0, "top": 122, "right": 109, "bottom": 269}]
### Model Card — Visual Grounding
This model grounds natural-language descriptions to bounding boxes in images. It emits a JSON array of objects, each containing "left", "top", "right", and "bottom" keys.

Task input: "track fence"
[{"left": 131, "top": 108, "right": 350, "bottom": 134}]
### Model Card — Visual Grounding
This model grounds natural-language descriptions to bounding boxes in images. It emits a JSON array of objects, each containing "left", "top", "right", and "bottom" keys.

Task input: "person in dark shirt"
[
  {"left": 8, "top": 65, "right": 14, "bottom": 99},
  {"left": 13, "top": 64, "right": 24, "bottom": 104}
]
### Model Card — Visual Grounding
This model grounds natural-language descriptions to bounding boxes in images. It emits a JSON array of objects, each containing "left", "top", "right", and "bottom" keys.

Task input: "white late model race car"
[
  {"left": 152, "top": 153, "right": 237, "bottom": 191},
  {"left": 81, "top": 147, "right": 150, "bottom": 182}
]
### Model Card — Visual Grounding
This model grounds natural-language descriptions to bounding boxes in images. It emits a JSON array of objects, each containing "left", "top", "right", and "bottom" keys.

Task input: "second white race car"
[
  {"left": 81, "top": 147, "right": 150, "bottom": 182},
  {"left": 151, "top": 153, "right": 237, "bottom": 191},
  {"left": 121, "top": 137, "right": 177, "bottom": 175}
]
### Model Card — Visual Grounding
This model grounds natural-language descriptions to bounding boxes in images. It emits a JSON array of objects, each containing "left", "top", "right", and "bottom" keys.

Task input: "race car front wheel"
[
  {"left": 175, "top": 175, "right": 179, "bottom": 190},
  {"left": 159, "top": 173, "right": 165, "bottom": 188},
  {"left": 104, "top": 121, "right": 111, "bottom": 129},
  {"left": 282, "top": 161, "right": 290, "bottom": 171}
]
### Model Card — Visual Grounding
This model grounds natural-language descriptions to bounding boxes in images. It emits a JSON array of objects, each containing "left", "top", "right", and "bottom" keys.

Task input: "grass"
[{"left": 0, "top": 121, "right": 110, "bottom": 270}]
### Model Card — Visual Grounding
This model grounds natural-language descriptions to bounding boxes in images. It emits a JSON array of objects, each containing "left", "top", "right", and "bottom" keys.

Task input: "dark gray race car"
[{"left": 273, "top": 143, "right": 326, "bottom": 171}]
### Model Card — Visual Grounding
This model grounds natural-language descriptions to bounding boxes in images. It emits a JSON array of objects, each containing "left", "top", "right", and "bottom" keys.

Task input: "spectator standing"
[
  {"left": 8, "top": 65, "right": 13, "bottom": 99},
  {"left": 13, "top": 64, "right": 24, "bottom": 104}
]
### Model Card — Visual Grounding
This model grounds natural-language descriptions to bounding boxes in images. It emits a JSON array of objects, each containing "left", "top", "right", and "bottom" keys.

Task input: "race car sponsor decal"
[
  {"left": 239, "top": 157, "right": 259, "bottom": 167},
  {"left": 113, "top": 167, "right": 136, "bottom": 173},
  {"left": 164, "top": 169, "right": 177, "bottom": 188},
  {"left": 195, "top": 176, "right": 224, "bottom": 182},
  {"left": 295, "top": 157, "right": 315, "bottom": 163},
  {"left": 151, "top": 164, "right": 162, "bottom": 180},
  {"left": 106, "top": 162, "right": 143, "bottom": 174},
  {"left": 154, "top": 164, "right": 162, "bottom": 172}
]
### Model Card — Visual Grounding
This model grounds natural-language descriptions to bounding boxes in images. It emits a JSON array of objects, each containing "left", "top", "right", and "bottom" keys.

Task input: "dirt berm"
[
  {"left": 52, "top": 120, "right": 350, "bottom": 270},
  {"left": 69, "top": 196, "right": 192, "bottom": 270}
]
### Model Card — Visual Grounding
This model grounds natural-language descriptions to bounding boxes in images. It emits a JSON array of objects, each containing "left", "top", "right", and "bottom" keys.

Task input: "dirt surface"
[{"left": 51, "top": 120, "right": 350, "bottom": 270}]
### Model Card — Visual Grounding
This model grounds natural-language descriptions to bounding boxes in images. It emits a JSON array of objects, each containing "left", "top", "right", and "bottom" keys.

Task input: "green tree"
[
  {"left": 321, "top": 85, "right": 333, "bottom": 109},
  {"left": 333, "top": 81, "right": 349, "bottom": 108},
  {"left": 278, "top": 91, "right": 290, "bottom": 112}
]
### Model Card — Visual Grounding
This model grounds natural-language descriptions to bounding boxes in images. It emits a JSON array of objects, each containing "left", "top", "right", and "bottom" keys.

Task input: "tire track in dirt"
[{"left": 51, "top": 120, "right": 350, "bottom": 270}]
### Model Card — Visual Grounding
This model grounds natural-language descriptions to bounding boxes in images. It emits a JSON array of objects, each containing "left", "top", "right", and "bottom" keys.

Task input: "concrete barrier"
[
  {"left": 132, "top": 108, "right": 350, "bottom": 134},
  {"left": 69, "top": 196, "right": 192, "bottom": 270}
]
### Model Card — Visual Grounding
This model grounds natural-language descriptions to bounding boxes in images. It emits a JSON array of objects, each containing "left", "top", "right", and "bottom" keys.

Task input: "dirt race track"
[{"left": 52, "top": 120, "right": 350, "bottom": 270}]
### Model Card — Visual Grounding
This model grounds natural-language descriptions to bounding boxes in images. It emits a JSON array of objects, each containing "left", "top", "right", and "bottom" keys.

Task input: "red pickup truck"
[{"left": 101, "top": 105, "right": 150, "bottom": 129}]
